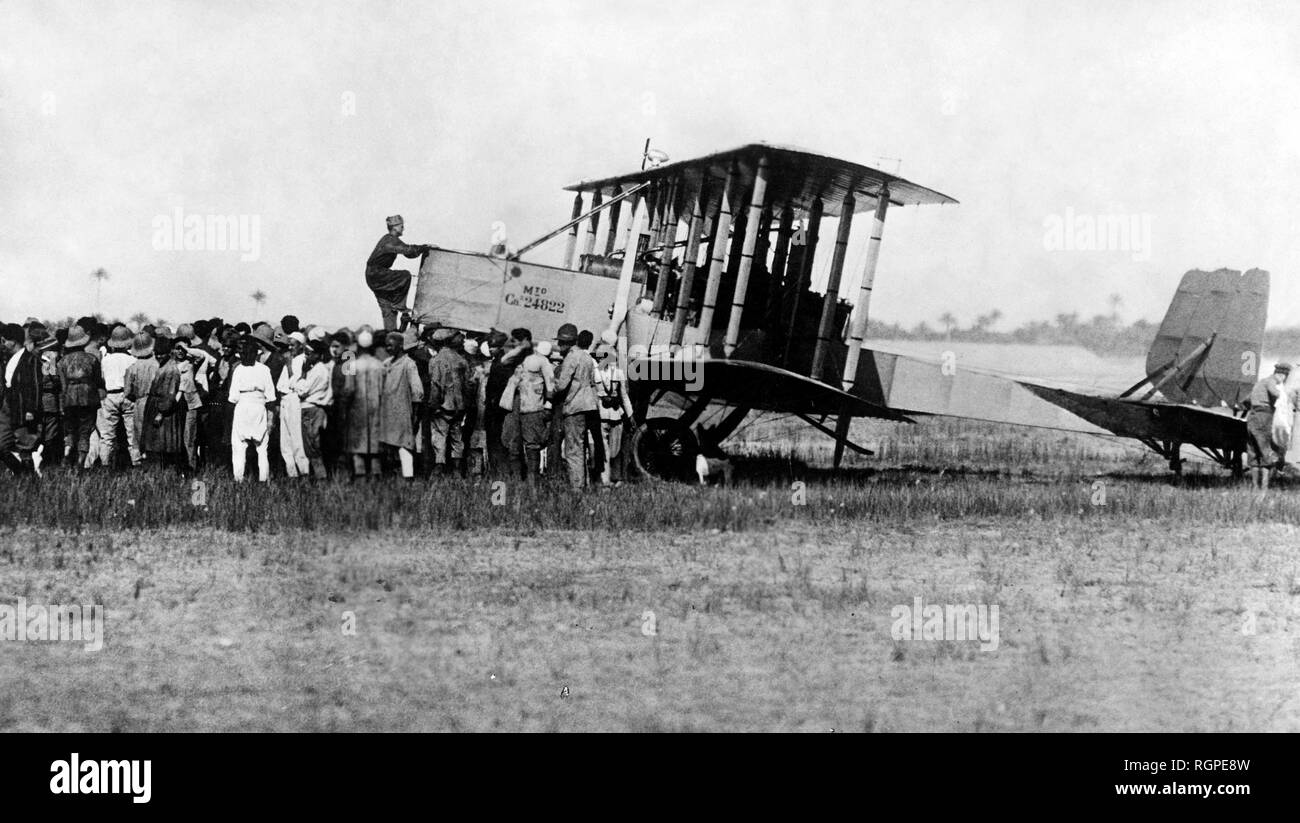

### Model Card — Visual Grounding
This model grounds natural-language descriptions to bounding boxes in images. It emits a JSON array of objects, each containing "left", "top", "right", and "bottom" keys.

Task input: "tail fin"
[{"left": 1144, "top": 268, "right": 1269, "bottom": 407}]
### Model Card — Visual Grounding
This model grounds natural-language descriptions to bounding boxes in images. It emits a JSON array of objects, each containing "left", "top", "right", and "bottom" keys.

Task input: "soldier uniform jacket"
[
  {"left": 56, "top": 350, "right": 103, "bottom": 409},
  {"left": 428, "top": 347, "right": 469, "bottom": 412},
  {"left": 366, "top": 234, "right": 427, "bottom": 274},
  {"left": 124, "top": 357, "right": 161, "bottom": 406},
  {"left": 555, "top": 348, "right": 598, "bottom": 416}
]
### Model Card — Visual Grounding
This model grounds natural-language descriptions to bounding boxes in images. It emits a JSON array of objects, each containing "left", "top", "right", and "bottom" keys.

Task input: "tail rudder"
[{"left": 1145, "top": 268, "right": 1269, "bottom": 407}]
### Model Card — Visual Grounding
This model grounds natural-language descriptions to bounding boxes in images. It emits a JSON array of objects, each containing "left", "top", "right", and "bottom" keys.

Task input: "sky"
[{"left": 1, "top": 0, "right": 1297, "bottom": 331}]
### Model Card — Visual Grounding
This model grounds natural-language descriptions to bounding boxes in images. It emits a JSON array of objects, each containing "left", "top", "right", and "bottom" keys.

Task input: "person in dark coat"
[
  {"left": 324, "top": 329, "right": 354, "bottom": 475},
  {"left": 0, "top": 323, "right": 42, "bottom": 475},
  {"left": 365, "top": 215, "right": 434, "bottom": 331},
  {"left": 141, "top": 340, "right": 190, "bottom": 470},
  {"left": 483, "top": 329, "right": 515, "bottom": 478},
  {"left": 31, "top": 327, "right": 63, "bottom": 469},
  {"left": 203, "top": 328, "right": 240, "bottom": 471}
]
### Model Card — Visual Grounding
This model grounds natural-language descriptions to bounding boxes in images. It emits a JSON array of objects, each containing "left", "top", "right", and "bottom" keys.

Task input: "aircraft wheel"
[{"left": 630, "top": 418, "right": 699, "bottom": 481}]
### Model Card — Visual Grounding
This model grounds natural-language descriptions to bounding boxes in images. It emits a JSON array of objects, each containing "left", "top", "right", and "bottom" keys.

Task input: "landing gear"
[{"left": 630, "top": 418, "right": 699, "bottom": 481}]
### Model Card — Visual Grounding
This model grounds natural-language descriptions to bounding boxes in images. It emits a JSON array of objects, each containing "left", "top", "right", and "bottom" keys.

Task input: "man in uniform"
[
  {"left": 427, "top": 327, "right": 469, "bottom": 476},
  {"left": 1246, "top": 361, "right": 1292, "bottom": 491},
  {"left": 365, "top": 215, "right": 435, "bottom": 332}
]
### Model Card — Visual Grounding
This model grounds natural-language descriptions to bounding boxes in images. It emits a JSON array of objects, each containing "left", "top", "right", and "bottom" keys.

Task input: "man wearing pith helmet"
[
  {"left": 365, "top": 215, "right": 435, "bottom": 332},
  {"left": 1246, "top": 360, "right": 1292, "bottom": 491}
]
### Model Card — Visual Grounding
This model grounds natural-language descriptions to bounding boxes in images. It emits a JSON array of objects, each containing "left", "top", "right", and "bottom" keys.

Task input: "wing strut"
[
  {"left": 795, "top": 412, "right": 875, "bottom": 458},
  {"left": 512, "top": 181, "right": 651, "bottom": 261}
]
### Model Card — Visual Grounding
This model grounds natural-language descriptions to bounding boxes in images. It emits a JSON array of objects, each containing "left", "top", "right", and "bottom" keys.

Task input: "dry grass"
[{"left": 2, "top": 418, "right": 1298, "bottom": 731}]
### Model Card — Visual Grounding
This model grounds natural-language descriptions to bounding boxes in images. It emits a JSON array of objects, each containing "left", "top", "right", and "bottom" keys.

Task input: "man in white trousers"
[
  {"left": 276, "top": 331, "right": 311, "bottom": 478},
  {"left": 229, "top": 340, "right": 278, "bottom": 482}
]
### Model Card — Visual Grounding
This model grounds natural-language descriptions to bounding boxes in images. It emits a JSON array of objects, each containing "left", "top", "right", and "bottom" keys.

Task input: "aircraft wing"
[
  {"left": 630, "top": 357, "right": 911, "bottom": 421},
  {"left": 566, "top": 142, "right": 958, "bottom": 214},
  {"left": 1017, "top": 382, "right": 1246, "bottom": 452}
]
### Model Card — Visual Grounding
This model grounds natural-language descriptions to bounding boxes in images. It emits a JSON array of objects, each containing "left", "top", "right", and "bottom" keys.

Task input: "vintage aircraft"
[
  {"left": 411, "top": 142, "right": 1271, "bottom": 479},
  {"left": 413, "top": 142, "right": 964, "bottom": 478}
]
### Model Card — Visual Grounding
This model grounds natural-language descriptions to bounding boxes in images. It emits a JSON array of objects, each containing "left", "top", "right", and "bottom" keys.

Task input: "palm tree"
[
  {"left": 91, "top": 268, "right": 109, "bottom": 313},
  {"left": 938, "top": 312, "right": 957, "bottom": 340},
  {"left": 251, "top": 290, "right": 267, "bottom": 313},
  {"left": 1108, "top": 292, "right": 1123, "bottom": 321},
  {"left": 130, "top": 312, "right": 149, "bottom": 329}
]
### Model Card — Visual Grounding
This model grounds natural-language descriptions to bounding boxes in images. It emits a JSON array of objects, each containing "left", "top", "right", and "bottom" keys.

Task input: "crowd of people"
[{"left": 0, "top": 314, "right": 636, "bottom": 488}]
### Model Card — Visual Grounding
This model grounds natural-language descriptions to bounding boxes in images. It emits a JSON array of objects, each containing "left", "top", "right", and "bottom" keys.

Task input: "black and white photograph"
[{"left": 0, "top": 0, "right": 1296, "bottom": 766}]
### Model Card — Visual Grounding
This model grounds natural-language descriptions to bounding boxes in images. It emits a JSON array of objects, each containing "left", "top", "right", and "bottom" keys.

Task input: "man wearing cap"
[
  {"left": 123, "top": 332, "right": 159, "bottom": 466},
  {"left": 553, "top": 323, "right": 599, "bottom": 489},
  {"left": 96, "top": 325, "right": 139, "bottom": 468},
  {"left": 366, "top": 215, "right": 435, "bottom": 332},
  {"left": 427, "top": 326, "right": 470, "bottom": 476},
  {"left": 1246, "top": 361, "right": 1293, "bottom": 490},
  {"left": 276, "top": 330, "right": 311, "bottom": 478},
  {"left": 56, "top": 324, "right": 104, "bottom": 471},
  {"left": 0, "top": 323, "right": 42, "bottom": 476}
]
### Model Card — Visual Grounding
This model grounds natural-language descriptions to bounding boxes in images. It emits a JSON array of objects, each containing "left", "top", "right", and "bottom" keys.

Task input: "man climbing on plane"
[{"left": 365, "top": 214, "right": 436, "bottom": 331}]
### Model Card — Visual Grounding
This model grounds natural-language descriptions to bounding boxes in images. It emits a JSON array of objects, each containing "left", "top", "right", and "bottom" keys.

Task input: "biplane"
[
  {"left": 413, "top": 142, "right": 962, "bottom": 478},
  {"left": 411, "top": 142, "right": 1271, "bottom": 479}
]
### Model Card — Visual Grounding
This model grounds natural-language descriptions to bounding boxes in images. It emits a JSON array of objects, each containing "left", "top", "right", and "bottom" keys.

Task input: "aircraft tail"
[{"left": 1143, "top": 268, "right": 1269, "bottom": 407}]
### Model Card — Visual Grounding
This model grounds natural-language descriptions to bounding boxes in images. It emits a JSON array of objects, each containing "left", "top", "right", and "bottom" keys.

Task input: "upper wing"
[{"left": 566, "top": 143, "right": 957, "bottom": 214}]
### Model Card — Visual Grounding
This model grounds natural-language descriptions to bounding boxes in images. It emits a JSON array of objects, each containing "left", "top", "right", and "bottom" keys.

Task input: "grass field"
[{"left": 2, "top": 418, "right": 1299, "bottom": 731}]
